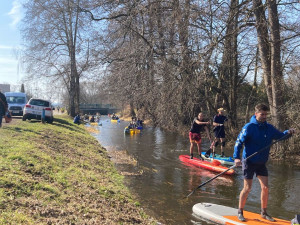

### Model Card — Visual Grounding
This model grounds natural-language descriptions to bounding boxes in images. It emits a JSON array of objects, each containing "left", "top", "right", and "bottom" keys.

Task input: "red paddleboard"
[{"left": 179, "top": 155, "right": 235, "bottom": 175}]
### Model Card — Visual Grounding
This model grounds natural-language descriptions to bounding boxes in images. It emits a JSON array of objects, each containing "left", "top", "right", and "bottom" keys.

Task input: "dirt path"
[{"left": 1, "top": 115, "right": 21, "bottom": 127}]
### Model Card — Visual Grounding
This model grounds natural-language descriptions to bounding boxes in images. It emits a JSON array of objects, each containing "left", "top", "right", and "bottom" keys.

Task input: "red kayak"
[{"left": 179, "top": 155, "right": 235, "bottom": 175}]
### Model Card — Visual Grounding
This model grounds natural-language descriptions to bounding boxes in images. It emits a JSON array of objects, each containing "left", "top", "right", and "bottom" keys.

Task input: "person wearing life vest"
[
  {"left": 189, "top": 112, "right": 212, "bottom": 160},
  {"left": 233, "top": 103, "right": 295, "bottom": 222}
]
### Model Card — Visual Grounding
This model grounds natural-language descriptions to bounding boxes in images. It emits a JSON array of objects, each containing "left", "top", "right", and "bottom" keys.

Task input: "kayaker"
[
  {"left": 189, "top": 112, "right": 211, "bottom": 160},
  {"left": 136, "top": 118, "right": 143, "bottom": 127},
  {"left": 212, "top": 108, "right": 228, "bottom": 157},
  {"left": 90, "top": 115, "right": 95, "bottom": 122},
  {"left": 233, "top": 103, "right": 295, "bottom": 222}
]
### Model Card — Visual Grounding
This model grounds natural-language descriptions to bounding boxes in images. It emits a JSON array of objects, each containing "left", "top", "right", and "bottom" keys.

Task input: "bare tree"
[{"left": 21, "top": 0, "right": 96, "bottom": 116}]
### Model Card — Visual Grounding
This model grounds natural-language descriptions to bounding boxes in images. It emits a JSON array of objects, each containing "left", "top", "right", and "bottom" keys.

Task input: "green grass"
[{"left": 0, "top": 115, "right": 156, "bottom": 224}]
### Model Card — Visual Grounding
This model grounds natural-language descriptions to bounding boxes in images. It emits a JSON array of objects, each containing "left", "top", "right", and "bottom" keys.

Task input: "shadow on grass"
[
  {"left": 4, "top": 126, "right": 43, "bottom": 136},
  {"left": 52, "top": 118, "right": 85, "bottom": 133}
]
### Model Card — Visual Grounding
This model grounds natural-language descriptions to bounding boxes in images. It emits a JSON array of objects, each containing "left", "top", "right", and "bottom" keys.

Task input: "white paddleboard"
[{"left": 192, "top": 203, "right": 290, "bottom": 225}]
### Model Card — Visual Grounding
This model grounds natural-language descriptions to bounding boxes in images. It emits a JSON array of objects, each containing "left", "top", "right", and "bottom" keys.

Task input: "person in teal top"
[{"left": 233, "top": 103, "right": 295, "bottom": 222}]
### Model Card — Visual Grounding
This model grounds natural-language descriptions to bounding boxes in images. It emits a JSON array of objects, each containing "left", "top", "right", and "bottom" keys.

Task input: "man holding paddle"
[{"left": 233, "top": 103, "right": 295, "bottom": 222}]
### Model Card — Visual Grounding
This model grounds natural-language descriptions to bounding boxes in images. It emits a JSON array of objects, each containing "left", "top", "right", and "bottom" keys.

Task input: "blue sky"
[{"left": 0, "top": 0, "right": 24, "bottom": 85}]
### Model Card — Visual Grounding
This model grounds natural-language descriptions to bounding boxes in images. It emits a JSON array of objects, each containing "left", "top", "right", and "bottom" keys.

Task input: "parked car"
[
  {"left": 4, "top": 92, "right": 28, "bottom": 116},
  {"left": 22, "top": 98, "right": 54, "bottom": 123}
]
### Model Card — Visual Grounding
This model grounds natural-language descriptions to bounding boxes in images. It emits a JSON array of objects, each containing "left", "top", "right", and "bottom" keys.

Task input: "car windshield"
[
  {"left": 29, "top": 99, "right": 50, "bottom": 107},
  {"left": 6, "top": 96, "right": 26, "bottom": 104}
]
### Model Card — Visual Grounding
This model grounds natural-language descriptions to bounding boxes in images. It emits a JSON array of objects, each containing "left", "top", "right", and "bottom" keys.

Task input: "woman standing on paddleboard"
[
  {"left": 212, "top": 108, "right": 228, "bottom": 157},
  {"left": 189, "top": 112, "right": 211, "bottom": 160},
  {"left": 233, "top": 103, "right": 295, "bottom": 222}
]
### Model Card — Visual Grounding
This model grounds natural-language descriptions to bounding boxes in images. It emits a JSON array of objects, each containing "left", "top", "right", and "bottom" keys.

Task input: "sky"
[{"left": 0, "top": 0, "right": 24, "bottom": 86}]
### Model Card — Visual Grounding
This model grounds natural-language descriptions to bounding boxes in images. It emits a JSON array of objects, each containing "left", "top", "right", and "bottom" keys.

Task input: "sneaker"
[
  {"left": 261, "top": 212, "right": 275, "bottom": 222},
  {"left": 190, "top": 155, "right": 193, "bottom": 159},
  {"left": 238, "top": 213, "right": 246, "bottom": 222},
  {"left": 221, "top": 152, "right": 225, "bottom": 158}
]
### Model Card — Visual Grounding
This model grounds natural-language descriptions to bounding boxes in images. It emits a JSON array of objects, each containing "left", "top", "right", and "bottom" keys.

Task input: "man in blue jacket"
[{"left": 233, "top": 103, "right": 295, "bottom": 222}]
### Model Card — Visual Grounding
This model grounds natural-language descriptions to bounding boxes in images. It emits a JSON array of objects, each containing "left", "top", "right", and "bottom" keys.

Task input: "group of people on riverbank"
[
  {"left": 73, "top": 113, "right": 102, "bottom": 124},
  {"left": 189, "top": 103, "right": 296, "bottom": 222}
]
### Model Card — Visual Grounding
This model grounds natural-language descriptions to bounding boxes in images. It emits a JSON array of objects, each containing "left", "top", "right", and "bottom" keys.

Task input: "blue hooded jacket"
[{"left": 233, "top": 115, "right": 289, "bottom": 164}]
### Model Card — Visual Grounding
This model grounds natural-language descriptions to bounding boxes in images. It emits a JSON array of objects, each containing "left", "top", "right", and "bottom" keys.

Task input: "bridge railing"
[{"left": 79, "top": 103, "right": 114, "bottom": 109}]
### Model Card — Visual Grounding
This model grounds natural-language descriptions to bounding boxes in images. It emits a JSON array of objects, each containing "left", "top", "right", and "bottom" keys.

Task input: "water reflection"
[{"left": 89, "top": 116, "right": 300, "bottom": 225}]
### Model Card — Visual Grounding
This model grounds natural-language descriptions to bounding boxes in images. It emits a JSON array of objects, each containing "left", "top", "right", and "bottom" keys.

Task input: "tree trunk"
[
  {"left": 218, "top": 0, "right": 239, "bottom": 129},
  {"left": 252, "top": 0, "right": 274, "bottom": 114},
  {"left": 267, "top": 0, "right": 286, "bottom": 130},
  {"left": 253, "top": 0, "right": 286, "bottom": 129}
]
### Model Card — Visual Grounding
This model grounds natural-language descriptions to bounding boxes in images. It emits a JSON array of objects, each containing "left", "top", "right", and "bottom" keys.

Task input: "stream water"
[{"left": 88, "top": 116, "right": 300, "bottom": 225}]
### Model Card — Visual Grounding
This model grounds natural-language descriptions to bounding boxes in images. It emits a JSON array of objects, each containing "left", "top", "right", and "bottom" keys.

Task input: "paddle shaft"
[
  {"left": 205, "top": 121, "right": 226, "bottom": 155},
  {"left": 186, "top": 133, "right": 291, "bottom": 198}
]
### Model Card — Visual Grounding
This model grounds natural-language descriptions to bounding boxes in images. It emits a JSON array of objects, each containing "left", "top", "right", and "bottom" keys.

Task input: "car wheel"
[{"left": 22, "top": 115, "right": 27, "bottom": 121}]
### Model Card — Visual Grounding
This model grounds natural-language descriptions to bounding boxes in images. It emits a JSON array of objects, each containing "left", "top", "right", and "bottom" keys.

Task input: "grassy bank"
[{"left": 0, "top": 115, "right": 157, "bottom": 224}]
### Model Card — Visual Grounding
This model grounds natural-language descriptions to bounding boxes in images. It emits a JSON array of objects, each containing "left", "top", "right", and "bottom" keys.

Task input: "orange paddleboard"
[{"left": 192, "top": 203, "right": 290, "bottom": 224}]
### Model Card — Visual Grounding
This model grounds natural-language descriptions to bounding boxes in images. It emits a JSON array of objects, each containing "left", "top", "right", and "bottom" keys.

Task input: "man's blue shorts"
[{"left": 242, "top": 160, "right": 268, "bottom": 179}]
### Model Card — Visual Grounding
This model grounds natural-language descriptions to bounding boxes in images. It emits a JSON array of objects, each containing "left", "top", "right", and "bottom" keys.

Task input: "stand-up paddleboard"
[
  {"left": 201, "top": 152, "right": 234, "bottom": 166},
  {"left": 179, "top": 155, "right": 234, "bottom": 175},
  {"left": 192, "top": 203, "right": 290, "bottom": 225}
]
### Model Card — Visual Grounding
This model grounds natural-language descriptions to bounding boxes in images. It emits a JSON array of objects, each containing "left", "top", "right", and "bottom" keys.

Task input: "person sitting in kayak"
[
  {"left": 212, "top": 108, "right": 228, "bottom": 157},
  {"left": 233, "top": 103, "right": 295, "bottom": 222},
  {"left": 112, "top": 113, "right": 118, "bottom": 120},
  {"left": 90, "top": 115, "right": 95, "bottom": 122},
  {"left": 136, "top": 118, "right": 143, "bottom": 127},
  {"left": 128, "top": 120, "right": 136, "bottom": 129},
  {"left": 189, "top": 112, "right": 211, "bottom": 160}
]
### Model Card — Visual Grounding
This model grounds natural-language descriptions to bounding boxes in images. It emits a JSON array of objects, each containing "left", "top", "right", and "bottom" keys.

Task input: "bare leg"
[
  {"left": 257, "top": 176, "right": 275, "bottom": 221},
  {"left": 196, "top": 143, "right": 201, "bottom": 155},
  {"left": 220, "top": 137, "right": 225, "bottom": 155},
  {"left": 212, "top": 138, "right": 220, "bottom": 156},
  {"left": 257, "top": 175, "right": 269, "bottom": 209},
  {"left": 239, "top": 179, "right": 253, "bottom": 209},
  {"left": 190, "top": 142, "right": 194, "bottom": 155}
]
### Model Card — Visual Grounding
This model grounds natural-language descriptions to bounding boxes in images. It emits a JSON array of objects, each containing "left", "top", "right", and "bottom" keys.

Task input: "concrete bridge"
[{"left": 79, "top": 103, "right": 119, "bottom": 115}]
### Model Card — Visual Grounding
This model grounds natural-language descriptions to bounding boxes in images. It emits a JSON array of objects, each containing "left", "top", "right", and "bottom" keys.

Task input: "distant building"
[{"left": 0, "top": 84, "right": 10, "bottom": 93}]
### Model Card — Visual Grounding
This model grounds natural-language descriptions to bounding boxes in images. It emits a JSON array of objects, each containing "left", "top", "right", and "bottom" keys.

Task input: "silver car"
[{"left": 22, "top": 98, "right": 54, "bottom": 123}]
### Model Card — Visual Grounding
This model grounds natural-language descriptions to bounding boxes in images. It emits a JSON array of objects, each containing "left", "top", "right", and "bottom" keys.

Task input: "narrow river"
[{"left": 88, "top": 116, "right": 300, "bottom": 225}]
